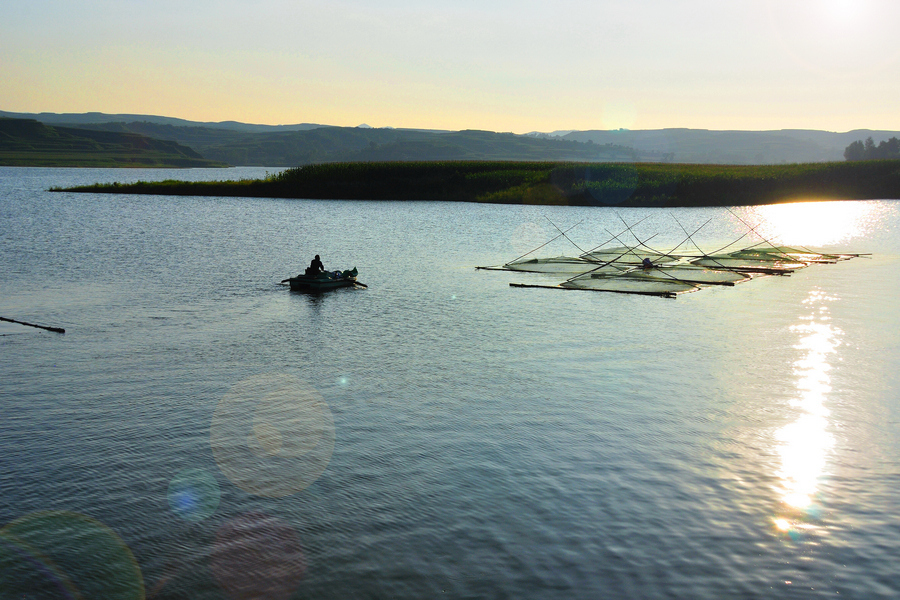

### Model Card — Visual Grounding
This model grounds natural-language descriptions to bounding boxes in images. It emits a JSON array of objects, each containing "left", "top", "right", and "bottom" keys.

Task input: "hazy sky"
[{"left": 3, "top": 0, "right": 899, "bottom": 132}]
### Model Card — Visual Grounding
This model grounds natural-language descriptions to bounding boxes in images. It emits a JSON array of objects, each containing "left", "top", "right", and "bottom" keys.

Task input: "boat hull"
[
  {"left": 288, "top": 277, "right": 356, "bottom": 292},
  {"left": 285, "top": 267, "right": 359, "bottom": 292}
]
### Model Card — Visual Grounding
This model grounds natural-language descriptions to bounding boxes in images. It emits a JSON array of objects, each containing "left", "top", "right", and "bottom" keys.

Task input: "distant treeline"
[
  {"left": 844, "top": 137, "right": 900, "bottom": 161},
  {"left": 56, "top": 159, "right": 900, "bottom": 207}
]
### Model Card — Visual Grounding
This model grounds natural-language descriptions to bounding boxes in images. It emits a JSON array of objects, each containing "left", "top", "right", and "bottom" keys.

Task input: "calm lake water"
[{"left": 2, "top": 166, "right": 900, "bottom": 599}]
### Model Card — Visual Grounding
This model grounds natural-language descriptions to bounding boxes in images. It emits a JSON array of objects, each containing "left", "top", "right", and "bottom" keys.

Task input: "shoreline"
[{"left": 53, "top": 159, "right": 900, "bottom": 207}]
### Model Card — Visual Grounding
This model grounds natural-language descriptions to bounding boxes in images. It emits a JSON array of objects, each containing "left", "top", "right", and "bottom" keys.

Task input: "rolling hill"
[
  {"left": 4, "top": 110, "right": 900, "bottom": 167},
  {"left": 0, "top": 118, "right": 226, "bottom": 167}
]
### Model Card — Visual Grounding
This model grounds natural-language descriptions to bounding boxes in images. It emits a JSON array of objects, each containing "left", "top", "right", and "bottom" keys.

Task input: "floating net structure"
[{"left": 478, "top": 214, "right": 865, "bottom": 299}]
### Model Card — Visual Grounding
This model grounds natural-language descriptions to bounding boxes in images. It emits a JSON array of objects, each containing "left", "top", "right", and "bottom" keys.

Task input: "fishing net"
[
  {"left": 690, "top": 255, "right": 806, "bottom": 273},
  {"left": 561, "top": 275, "right": 697, "bottom": 296},
  {"left": 725, "top": 246, "right": 857, "bottom": 264},
  {"left": 621, "top": 265, "right": 751, "bottom": 285},
  {"left": 580, "top": 247, "right": 684, "bottom": 265},
  {"left": 498, "top": 257, "right": 630, "bottom": 274},
  {"left": 480, "top": 217, "right": 864, "bottom": 299}
]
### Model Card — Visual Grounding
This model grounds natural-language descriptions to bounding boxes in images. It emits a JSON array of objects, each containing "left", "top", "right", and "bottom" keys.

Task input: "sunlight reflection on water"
[
  {"left": 746, "top": 201, "right": 887, "bottom": 247},
  {"left": 774, "top": 289, "right": 840, "bottom": 532}
]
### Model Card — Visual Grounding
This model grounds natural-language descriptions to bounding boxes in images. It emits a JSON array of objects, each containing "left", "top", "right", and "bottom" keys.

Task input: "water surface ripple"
[{"left": 1, "top": 167, "right": 899, "bottom": 599}]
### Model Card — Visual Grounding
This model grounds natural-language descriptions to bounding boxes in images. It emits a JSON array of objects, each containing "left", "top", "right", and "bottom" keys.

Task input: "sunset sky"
[{"left": 3, "top": 0, "right": 899, "bottom": 133}]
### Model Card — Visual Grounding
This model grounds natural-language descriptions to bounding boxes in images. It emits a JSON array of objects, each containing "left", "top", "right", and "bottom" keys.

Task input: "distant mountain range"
[
  {"left": 559, "top": 129, "right": 900, "bottom": 165},
  {"left": 2, "top": 110, "right": 899, "bottom": 167},
  {"left": 0, "top": 117, "right": 225, "bottom": 168},
  {"left": 0, "top": 111, "right": 328, "bottom": 134}
]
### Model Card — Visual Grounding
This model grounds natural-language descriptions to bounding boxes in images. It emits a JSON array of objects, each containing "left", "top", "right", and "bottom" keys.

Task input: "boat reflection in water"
[{"left": 774, "top": 289, "right": 840, "bottom": 535}]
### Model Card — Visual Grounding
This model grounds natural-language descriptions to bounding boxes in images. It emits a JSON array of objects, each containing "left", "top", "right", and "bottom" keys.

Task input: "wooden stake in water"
[{"left": 0, "top": 316, "right": 65, "bottom": 333}]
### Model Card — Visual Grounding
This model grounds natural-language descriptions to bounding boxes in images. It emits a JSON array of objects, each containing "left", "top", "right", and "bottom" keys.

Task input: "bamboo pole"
[{"left": 0, "top": 317, "right": 65, "bottom": 333}]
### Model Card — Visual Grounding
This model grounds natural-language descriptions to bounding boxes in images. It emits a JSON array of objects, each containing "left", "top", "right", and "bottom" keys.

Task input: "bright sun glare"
[
  {"left": 824, "top": 0, "right": 861, "bottom": 22},
  {"left": 747, "top": 201, "right": 880, "bottom": 247},
  {"left": 775, "top": 290, "right": 839, "bottom": 523}
]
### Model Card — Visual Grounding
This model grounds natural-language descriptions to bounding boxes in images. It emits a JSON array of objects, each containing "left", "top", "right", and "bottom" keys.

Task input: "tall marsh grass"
[{"left": 59, "top": 159, "right": 900, "bottom": 206}]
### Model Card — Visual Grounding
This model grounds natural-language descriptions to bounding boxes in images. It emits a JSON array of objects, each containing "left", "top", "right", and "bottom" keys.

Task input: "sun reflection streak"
[
  {"left": 745, "top": 201, "right": 883, "bottom": 247},
  {"left": 775, "top": 289, "right": 840, "bottom": 522}
]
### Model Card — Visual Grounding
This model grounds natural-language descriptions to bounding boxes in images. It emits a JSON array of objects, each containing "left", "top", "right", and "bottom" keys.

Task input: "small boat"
[{"left": 283, "top": 267, "right": 361, "bottom": 292}]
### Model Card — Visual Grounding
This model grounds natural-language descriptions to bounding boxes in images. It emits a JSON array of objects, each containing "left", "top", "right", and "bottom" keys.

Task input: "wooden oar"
[{"left": 0, "top": 316, "right": 65, "bottom": 333}]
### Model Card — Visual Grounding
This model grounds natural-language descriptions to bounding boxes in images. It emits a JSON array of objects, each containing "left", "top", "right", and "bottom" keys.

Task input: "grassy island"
[{"left": 56, "top": 159, "right": 900, "bottom": 206}]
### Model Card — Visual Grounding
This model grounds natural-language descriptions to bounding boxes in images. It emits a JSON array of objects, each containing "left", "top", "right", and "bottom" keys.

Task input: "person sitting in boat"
[
  {"left": 642, "top": 257, "right": 653, "bottom": 269},
  {"left": 305, "top": 255, "right": 325, "bottom": 276}
]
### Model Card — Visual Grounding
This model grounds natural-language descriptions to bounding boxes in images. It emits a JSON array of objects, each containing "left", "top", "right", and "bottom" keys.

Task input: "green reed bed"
[{"left": 56, "top": 159, "right": 900, "bottom": 206}]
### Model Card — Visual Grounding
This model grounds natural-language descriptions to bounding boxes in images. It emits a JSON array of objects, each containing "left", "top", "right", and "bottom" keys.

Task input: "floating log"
[{"left": 0, "top": 317, "right": 65, "bottom": 333}]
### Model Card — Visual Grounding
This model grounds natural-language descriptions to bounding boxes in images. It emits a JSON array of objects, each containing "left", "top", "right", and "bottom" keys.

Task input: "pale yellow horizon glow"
[{"left": 3, "top": 0, "right": 899, "bottom": 134}]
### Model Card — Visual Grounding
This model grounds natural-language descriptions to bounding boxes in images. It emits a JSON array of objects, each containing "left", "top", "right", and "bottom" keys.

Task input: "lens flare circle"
[
  {"left": 167, "top": 468, "right": 221, "bottom": 522},
  {"left": 584, "top": 163, "right": 639, "bottom": 206},
  {"left": 0, "top": 531, "right": 78, "bottom": 599},
  {"left": 210, "top": 512, "right": 305, "bottom": 600},
  {"left": 211, "top": 373, "right": 335, "bottom": 498},
  {"left": 0, "top": 511, "right": 144, "bottom": 600},
  {"left": 549, "top": 164, "right": 639, "bottom": 206}
]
